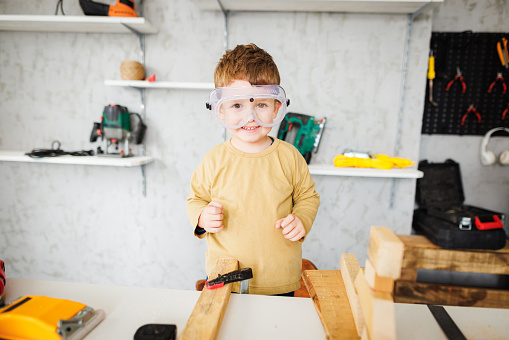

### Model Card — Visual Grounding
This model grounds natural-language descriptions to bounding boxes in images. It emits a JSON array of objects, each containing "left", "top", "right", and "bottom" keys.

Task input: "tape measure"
[{"left": 427, "top": 304, "right": 467, "bottom": 340}]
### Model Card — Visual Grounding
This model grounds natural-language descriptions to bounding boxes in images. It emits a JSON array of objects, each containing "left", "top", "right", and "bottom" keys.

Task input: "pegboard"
[{"left": 422, "top": 31, "right": 509, "bottom": 136}]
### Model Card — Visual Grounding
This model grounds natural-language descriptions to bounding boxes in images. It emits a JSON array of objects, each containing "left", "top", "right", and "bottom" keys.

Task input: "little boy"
[{"left": 186, "top": 43, "right": 320, "bottom": 296}]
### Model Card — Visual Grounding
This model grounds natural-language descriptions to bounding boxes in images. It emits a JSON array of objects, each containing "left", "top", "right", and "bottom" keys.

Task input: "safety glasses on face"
[{"left": 206, "top": 85, "right": 290, "bottom": 129}]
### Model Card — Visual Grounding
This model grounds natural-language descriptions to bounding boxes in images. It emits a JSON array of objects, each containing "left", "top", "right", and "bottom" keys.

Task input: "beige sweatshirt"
[{"left": 186, "top": 138, "right": 320, "bottom": 295}]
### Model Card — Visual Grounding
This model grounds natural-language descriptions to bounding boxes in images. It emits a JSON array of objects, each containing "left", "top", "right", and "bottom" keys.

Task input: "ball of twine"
[{"left": 120, "top": 60, "right": 145, "bottom": 80}]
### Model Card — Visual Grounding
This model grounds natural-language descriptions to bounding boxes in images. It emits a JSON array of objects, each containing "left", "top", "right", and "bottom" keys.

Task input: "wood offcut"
[
  {"left": 178, "top": 258, "right": 238, "bottom": 340},
  {"left": 302, "top": 270, "right": 359, "bottom": 339}
]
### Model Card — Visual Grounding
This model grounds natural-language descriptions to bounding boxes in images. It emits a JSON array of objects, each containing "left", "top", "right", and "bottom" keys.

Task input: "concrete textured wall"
[
  {"left": 1, "top": 0, "right": 432, "bottom": 290},
  {"left": 420, "top": 0, "right": 509, "bottom": 235}
]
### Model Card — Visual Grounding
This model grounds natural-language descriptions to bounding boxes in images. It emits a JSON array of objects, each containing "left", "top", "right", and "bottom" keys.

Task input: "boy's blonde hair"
[{"left": 214, "top": 43, "right": 280, "bottom": 87}]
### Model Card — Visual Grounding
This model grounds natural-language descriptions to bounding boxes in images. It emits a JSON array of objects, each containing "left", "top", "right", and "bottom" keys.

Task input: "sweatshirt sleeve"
[
  {"left": 291, "top": 154, "right": 320, "bottom": 242},
  {"left": 186, "top": 159, "right": 212, "bottom": 239}
]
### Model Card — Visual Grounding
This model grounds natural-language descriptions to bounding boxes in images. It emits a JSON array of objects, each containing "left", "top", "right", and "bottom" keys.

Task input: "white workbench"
[{"left": 4, "top": 278, "right": 509, "bottom": 339}]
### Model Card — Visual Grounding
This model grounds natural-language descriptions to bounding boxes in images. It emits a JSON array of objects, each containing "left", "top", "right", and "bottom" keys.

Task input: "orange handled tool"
[
  {"left": 427, "top": 51, "right": 438, "bottom": 106},
  {"left": 497, "top": 37, "right": 509, "bottom": 69}
]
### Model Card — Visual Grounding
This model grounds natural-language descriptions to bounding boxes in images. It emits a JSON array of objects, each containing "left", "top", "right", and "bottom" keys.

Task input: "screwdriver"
[{"left": 427, "top": 50, "right": 438, "bottom": 106}]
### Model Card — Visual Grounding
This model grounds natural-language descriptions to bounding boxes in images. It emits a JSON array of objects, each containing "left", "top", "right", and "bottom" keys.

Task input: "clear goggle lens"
[{"left": 207, "top": 85, "right": 289, "bottom": 129}]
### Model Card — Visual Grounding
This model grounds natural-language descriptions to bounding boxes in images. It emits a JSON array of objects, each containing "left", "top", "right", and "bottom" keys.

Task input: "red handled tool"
[
  {"left": 501, "top": 103, "right": 509, "bottom": 120},
  {"left": 205, "top": 267, "right": 253, "bottom": 291},
  {"left": 461, "top": 104, "right": 481, "bottom": 125},
  {"left": 487, "top": 72, "right": 507, "bottom": 94},
  {"left": 446, "top": 67, "right": 467, "bottom": 93}
]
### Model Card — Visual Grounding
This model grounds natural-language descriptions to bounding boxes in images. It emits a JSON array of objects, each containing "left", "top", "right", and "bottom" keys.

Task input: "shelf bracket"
[
  {"left": 121, "top": 24, "right": 146, "bottom": 64},
  {"left": 390, "top": 1, "right": 432, "bottom": 209},
  {"left": 217, "top": 0, "right": 229, "bottom": 51}
]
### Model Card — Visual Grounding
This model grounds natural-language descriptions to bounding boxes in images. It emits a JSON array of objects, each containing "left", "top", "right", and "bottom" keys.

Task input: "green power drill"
[
  {"left": 277, "top": 112, "right": 326, "bottom": 164},
  {"left": 89, "top": 104, "right": 146, "bottom": 157}
]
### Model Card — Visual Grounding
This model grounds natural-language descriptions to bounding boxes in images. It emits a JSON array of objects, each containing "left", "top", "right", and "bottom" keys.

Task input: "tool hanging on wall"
[
  {"left": 487, "top": 72, "right": 507, "bottom": 94},
  {"left": 497, "top": 37, "right": 509, "bottom": 70},
  {"left": 445, "top": 66, "right": 467, "bottom": 93},
  {"left": 79, "top": 0, "right": 138, "bottom": 17},
  {"left": 427, "top": 50, "right": 438, "bottom": 106},
  {"left": 90, "top": 104, "right": 146, "bottom": 157},
  {"left": 460, "top": 104, "right": 481, "bottom": 126},
  {"left": 0, "top": 260, "right": 5, "bottom": 308},
  {"left": 277, "top": 112, "right": 326, "bottom": 164},
  {"left": 501, "top": 103, "right": 509, "bottom": 120}
]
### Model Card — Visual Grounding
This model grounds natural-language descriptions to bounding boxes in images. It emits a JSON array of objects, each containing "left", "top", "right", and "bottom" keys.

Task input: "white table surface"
[{"left": 5, "top": 278, "right": 509, "bottom": 339}]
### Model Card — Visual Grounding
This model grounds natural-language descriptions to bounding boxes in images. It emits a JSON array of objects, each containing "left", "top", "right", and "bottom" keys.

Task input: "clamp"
[
  {"left": 461, "top": 104, "right": 481, "bottom": 125},
  {"left": 445, "top": 67, "right": 467, "bottom": 93},
  {"left": 487, "top": 72, "right": 507, "bottom": 94},
  {"left": 205, "top": 267, "right": 253, "bottom": 294}
]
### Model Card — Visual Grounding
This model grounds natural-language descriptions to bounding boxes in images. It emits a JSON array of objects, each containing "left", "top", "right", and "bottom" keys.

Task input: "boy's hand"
[
  {"left": 275, "top": 214, "right": 305, "bottom": 241},
  {"left": 198, "top": 201, "right": 224, "bottom": 233}
]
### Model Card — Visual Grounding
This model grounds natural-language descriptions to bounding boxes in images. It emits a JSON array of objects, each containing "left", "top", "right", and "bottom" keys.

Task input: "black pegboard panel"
[{"left": 422, "top": 32, "right": 509, "bottom": 136}]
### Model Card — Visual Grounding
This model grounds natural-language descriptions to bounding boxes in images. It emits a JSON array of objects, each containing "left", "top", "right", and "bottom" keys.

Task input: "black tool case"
[{"left": 413, "top": 159, "right": 507, "bottom": 250}]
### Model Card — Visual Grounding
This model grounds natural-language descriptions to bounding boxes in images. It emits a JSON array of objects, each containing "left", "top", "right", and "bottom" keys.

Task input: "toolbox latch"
[{"left": 458, "top": 217, "right": 472, "bottom": 230}]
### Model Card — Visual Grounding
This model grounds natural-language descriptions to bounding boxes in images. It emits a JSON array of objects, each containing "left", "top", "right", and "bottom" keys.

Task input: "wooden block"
[
  {"left": 397, "top": 235, "right": 509, "bottom": 275},
  {"left": 367, "top": 226, "right": 404, "bottom": 279},
  {"left": 178, "top": 258, "right": 238, "bottom": 340},
  {"left": 394, "top": 280, "right": 509, "bottom": 308},
  {"left": 340, "top": 254, "right": 365, "bottom": 336},
  {"left": 302, "top": 270, "right": 359, "bottom": 339},
  {"left": 355, "top": 269, "right": 396, "bottom": 340},
  {"left": 364, "top": 259, "right": 394, "bottom": 293}
]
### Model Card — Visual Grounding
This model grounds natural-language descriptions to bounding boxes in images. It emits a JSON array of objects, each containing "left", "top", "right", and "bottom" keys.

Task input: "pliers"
[
  {"left": 502, "top": 103, "right": 509, "bottom": 120},
  {"left": 446, "top": 67, "right": 467, "bottom": 93},
  {"left": 487, "top": 72, "right": 507, "bottom": 94},
  {"left": 461, "top": 104, "right": 481, "bottom": 125}
]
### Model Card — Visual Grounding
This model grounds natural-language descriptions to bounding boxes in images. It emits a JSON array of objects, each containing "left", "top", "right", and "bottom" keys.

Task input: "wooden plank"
[
  {"left": 178, "top": 258, "right": 238, "bottom": 340},
  {"left": 394, "top": 281, "right": 509, "bottom": 308},
  {"left": 397, "top": 235, "right": 509, "bottom": 275},
  {"left": 355, "top": 269, "right": 396, "bottom": 340},
  {"left": 302, "top": 270, "right": 359, "bottom": 340},
  {"left": 367, "top": 226, "right": 404, "bottom": 279},
  {"left": 364, "top": 259, "right": 394, "bottom": 293},
  {"left": 340, "top": 254, "right": 365, "bottom": 336}
]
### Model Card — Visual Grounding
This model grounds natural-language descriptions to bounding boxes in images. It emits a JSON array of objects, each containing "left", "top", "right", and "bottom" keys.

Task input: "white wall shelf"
[
  {"left": 308, "top": 164, "right": 423, "bottom": 178},
  {"left": 105, "top": 80, "right": 215, "bottom": 90},
  {"left": 190, "top": 0, "right": 442, "bottom": 14},
  {"left": 0, "top": 15, "right": 157, "bottom": 34},
  {"left": 0, "top": 151, "right": 153, "bottom": 167}
]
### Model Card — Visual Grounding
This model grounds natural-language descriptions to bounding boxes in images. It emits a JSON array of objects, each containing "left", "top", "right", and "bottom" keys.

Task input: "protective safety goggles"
[{"left": 206, "top": 85, "right": 290, "bottom": 129}]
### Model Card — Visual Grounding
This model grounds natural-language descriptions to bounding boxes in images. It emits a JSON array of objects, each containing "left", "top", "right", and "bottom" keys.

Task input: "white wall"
[
  {"left": 0, "top": 0, "right": 431, "bottom": 289},
  {"left": 420, "top": 0, "right": 509, "bottom": 234}
]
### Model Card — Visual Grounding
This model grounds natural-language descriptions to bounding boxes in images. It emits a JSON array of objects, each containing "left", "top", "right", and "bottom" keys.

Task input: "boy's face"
[{"left": 220, "top": 80, "right": 281, "bottom": 145}]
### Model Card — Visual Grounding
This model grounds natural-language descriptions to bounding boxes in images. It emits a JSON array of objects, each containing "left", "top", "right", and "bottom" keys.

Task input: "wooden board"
[
  {"left": 178, "top": 258, "right": 238, "bottom": 340},
  {"left": 355, "top": 269, "right": 396, "bottom": 340},
  {"left": 367, "top": 226, "right": 404, "bottom": 279},
  {"left": 364, "top": 259, "right": 394, "bottom": 293},
  {"left": 397, "top": 235, "right": 509, "bottom": 281},
  {"left": 392, "top": 235, "right": 509, "bottom": 308},
  {"left": 394, "top": 281, "right": 509, "bottom": 308},
  {"left": 339, "top": 254, "right": 365, "bottom": 336},
  {"left": 302, "top": 270, "right": 359, "bottom": 340}
]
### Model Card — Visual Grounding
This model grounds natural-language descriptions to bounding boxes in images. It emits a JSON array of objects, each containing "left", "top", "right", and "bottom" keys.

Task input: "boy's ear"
[{"left": 273, "top": 101, "right": 282, "bottom": 118}]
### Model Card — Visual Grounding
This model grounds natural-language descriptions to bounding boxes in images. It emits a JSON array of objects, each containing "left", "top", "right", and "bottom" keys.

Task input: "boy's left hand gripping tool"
[{"left": 205, "top": 268, "right": 253, "bottom": 294}]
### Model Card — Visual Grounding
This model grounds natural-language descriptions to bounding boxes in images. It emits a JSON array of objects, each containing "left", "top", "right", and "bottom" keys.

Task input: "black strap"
[{"left": 427, "top": 304, "right": 467, "bottom": 340}]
